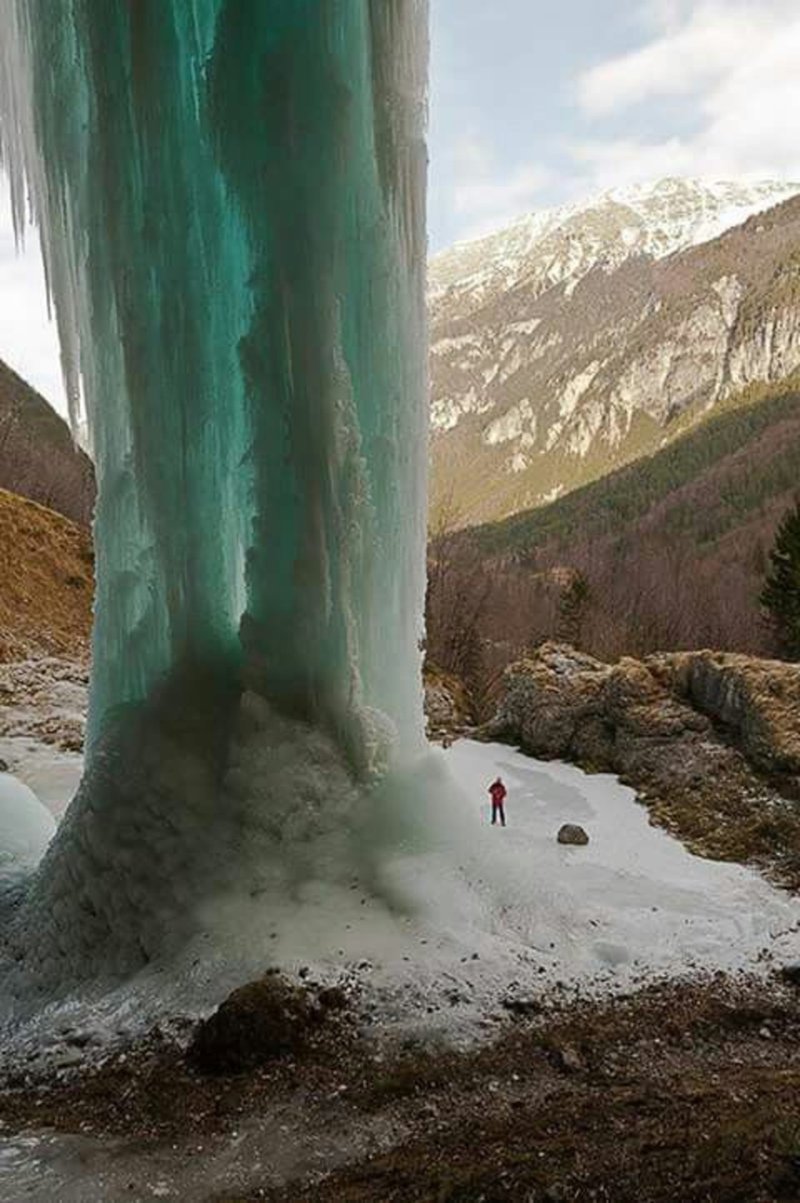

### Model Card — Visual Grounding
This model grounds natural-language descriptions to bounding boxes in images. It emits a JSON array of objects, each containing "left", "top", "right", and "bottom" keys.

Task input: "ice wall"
[{"left": 0, "top": 1, "right": 428, "bottom": 993}]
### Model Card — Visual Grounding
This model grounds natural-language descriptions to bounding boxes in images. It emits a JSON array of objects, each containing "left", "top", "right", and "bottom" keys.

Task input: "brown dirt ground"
[
  {"left": 0, "top": 486, "right": 93, "bottom": 661},
  {"left": 1, "top": 975, "right": 799, "bottom": 1202}
]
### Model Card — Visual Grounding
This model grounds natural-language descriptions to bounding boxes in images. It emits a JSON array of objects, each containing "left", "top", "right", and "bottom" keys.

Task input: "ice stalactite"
[{"left": 0, "top": 1, "right": 429, "bottom": 997}]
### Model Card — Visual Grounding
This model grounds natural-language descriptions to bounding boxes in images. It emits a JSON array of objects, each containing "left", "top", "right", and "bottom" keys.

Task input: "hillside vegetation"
[
  {"left": 428, "top": 381, "right": 800, "bottom": 694},
  {"left": 473, "top": 380, "right": 800, "bottom": 557},
  {"left": 0, "top": 356, "right": 94, "bottom": 526}
]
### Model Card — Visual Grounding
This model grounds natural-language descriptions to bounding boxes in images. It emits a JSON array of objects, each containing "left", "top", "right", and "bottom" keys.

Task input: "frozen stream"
[{"left": 1, "top": 738, "right": 799, "bottom": 1201}]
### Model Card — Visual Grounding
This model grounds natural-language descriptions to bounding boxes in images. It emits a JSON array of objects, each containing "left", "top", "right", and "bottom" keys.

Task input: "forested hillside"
[{"left": 427, "top": 380, "right": 800, "bottom": 699}]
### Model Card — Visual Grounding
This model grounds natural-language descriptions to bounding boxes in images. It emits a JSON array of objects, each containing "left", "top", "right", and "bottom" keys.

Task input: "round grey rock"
[{"left": 557, "top": 823, "right": 589, "bottom": 846}]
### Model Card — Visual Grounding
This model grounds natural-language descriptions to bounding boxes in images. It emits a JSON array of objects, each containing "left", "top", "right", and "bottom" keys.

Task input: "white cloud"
[
  {"left": 573, "top": 1, "right": 800, "bottom": 194},
  {"left": 578, "top": 3, "right": 782, "bottom": 118},
  {"left": 444, "top": 134, "right": 553, "bottom": 241}
]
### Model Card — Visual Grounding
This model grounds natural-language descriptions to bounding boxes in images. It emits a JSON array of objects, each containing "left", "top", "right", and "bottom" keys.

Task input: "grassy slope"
[{"left": 0, "top": 486, "right": 93, "bottom": 661}]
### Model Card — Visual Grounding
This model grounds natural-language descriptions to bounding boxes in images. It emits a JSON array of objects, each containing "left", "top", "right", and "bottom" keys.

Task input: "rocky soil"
[
  {"left": 482, "top": 643, "right": 800, "bottom": 889},
  {"left": 0, "top": 657, "right": 88, "bottom": 753},
  {"left": 1, "top": 972, "right": 799, "bottom": 1201}
]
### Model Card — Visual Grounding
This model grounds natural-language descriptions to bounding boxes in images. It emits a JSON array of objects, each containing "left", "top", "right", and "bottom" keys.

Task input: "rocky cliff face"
[
  {"left": 429, "top": 179, "right": 800, "bottom": 525},
  {"left": 484, "top": 643, "right": 800, "bottom": 888},
  {"left": 650, "top": 651, "right": 800, "bottom": 777}
]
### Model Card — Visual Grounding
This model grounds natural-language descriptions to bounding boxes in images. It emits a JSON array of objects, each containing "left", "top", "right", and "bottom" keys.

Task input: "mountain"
[
  {"left": 0, "top": 357, "right": 94, "bottom": 526},
  {"left": 429, "top": 177, "right": 800, "bottom": 526}
]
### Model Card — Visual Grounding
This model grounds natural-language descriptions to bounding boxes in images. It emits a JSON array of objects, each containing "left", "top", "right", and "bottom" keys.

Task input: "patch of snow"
[
  {"left": 497, "top": 345, "right": 523, "bottom": 386},
  {"left": 483, "top": 399, "right": 535, "bottom": 447},
  {"left": 508, "top": 318, "right": 541, "bottom": 336},
  {"left": 539, "top": 484, "right": 564, "bottom": 504},
  {"left": 431, "top": 333, "right": 480, "bottom": 357},
  {"left": 430, "top": 385, "right": 488, "bottom": 431},
  {"left": 0, "top": 773, "right": 55, "bottom": 890},
  {"left": 558, "top": 361, "right": 601, "bottom": 419}
]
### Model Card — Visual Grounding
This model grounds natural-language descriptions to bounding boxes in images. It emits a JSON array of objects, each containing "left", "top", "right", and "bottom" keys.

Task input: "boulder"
[
  {"left": 486, "top": 644, "right": 610, "bottom": 765},
  {"left": 188, "top": 973, "right": 328, "bottom": 1075},
  {"left": 557, "top": 823, "right": 589, "bottom": 846},
  {"left": 780, "top": 963, "right": 800, "bottom": 987},
  {"left": 648, "top": 650, "right": 800, "bottom": 775}
]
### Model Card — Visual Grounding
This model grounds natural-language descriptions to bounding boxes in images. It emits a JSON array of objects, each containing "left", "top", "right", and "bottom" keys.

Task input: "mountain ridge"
[
  {"left": 430, "top": 176, "right": 800, "bottom": 320},
  {"left": 429, "top": 177, "right": 800, "bottom": 526}
]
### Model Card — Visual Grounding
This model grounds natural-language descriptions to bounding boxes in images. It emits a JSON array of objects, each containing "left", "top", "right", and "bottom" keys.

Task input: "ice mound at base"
[{"left": 0, "top": 774, "right": 54, "bottom": 890}]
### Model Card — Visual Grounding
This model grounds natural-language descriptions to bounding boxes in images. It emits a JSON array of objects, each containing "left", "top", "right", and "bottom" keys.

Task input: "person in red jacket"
[{"left": 488, "top": 776, "right": 507, "bottom": 826}]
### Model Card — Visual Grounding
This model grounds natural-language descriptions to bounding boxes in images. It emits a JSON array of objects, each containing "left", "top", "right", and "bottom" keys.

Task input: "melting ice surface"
[{"left": 0, "top": 774, "right": 54, "bottom": 891}]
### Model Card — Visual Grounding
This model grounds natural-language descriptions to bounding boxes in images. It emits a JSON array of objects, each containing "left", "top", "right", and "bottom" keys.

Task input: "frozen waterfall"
[{"left": 0, "top": 1, "right": 429, "bottom": 998}]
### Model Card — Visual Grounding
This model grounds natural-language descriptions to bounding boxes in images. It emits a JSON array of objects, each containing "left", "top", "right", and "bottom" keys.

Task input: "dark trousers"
[{"left": 491, "top": 801, "right": 506, "bottom": 826}]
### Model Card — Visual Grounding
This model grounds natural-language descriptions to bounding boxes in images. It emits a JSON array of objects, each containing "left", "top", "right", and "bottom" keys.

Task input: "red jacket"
[{"left": 489, "top": 781, "right": 507, "bottom": 804}]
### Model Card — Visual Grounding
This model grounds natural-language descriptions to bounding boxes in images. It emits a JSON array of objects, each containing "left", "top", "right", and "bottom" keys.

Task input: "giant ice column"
[{"left": 0, "top": 1, "right": 428, "bottom": 990}]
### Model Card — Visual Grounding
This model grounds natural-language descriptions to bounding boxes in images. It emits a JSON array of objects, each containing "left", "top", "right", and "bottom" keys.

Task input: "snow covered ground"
[
  {"left": 0, "top": 736, "right": 798, "bottom": 1045},
  {"left": 0, "top": 734, "right": 82, "bottom": 819},
  {"left": 439, "top": 740, "right": 800, "bottom": 985},
  {"left": 1, "top": 737, "right": 799, "bottom": 1201}
]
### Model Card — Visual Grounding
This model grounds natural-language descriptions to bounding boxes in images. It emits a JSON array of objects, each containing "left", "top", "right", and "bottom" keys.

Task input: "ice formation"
[{"left": 0, "top": 1, "right": 430, "bottom": 999}]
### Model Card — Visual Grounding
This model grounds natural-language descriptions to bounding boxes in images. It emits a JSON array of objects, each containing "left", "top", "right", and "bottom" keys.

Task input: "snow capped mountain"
[
  {"left": 428, "top": 178, "right": 800, "bottom": 526},
  {"left": 429, "top": 177, "right": 800, "bottom": 326}
]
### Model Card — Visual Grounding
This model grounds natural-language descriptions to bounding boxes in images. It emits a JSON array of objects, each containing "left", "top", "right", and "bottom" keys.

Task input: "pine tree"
[{"left": 761, "top": 499, "right": 800, "bottom": 660}]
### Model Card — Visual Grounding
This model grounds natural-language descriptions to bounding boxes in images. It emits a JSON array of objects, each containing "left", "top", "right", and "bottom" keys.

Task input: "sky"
[
  {"left": 429, "top": 0, "right": 800, "bottom": 249},
  {"left": 4, "top": 0, "right": 800, "bottom": 415}
]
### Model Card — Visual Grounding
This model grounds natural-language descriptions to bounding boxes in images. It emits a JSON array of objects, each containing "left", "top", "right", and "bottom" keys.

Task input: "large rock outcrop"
[
  {"left": 423, "top": 663, "right": 474, "bottom": 741},
  {"left": 483, "top": 643, "right": 800, "bottom": 886},
  {"left": 648, "top": 650, "right": 800, "bottom": 776}
]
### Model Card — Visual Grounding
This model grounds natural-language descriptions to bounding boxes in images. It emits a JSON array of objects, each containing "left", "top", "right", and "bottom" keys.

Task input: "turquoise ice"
[{"left": 0, "top": 1, "right": 429, "bottom": 991}]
